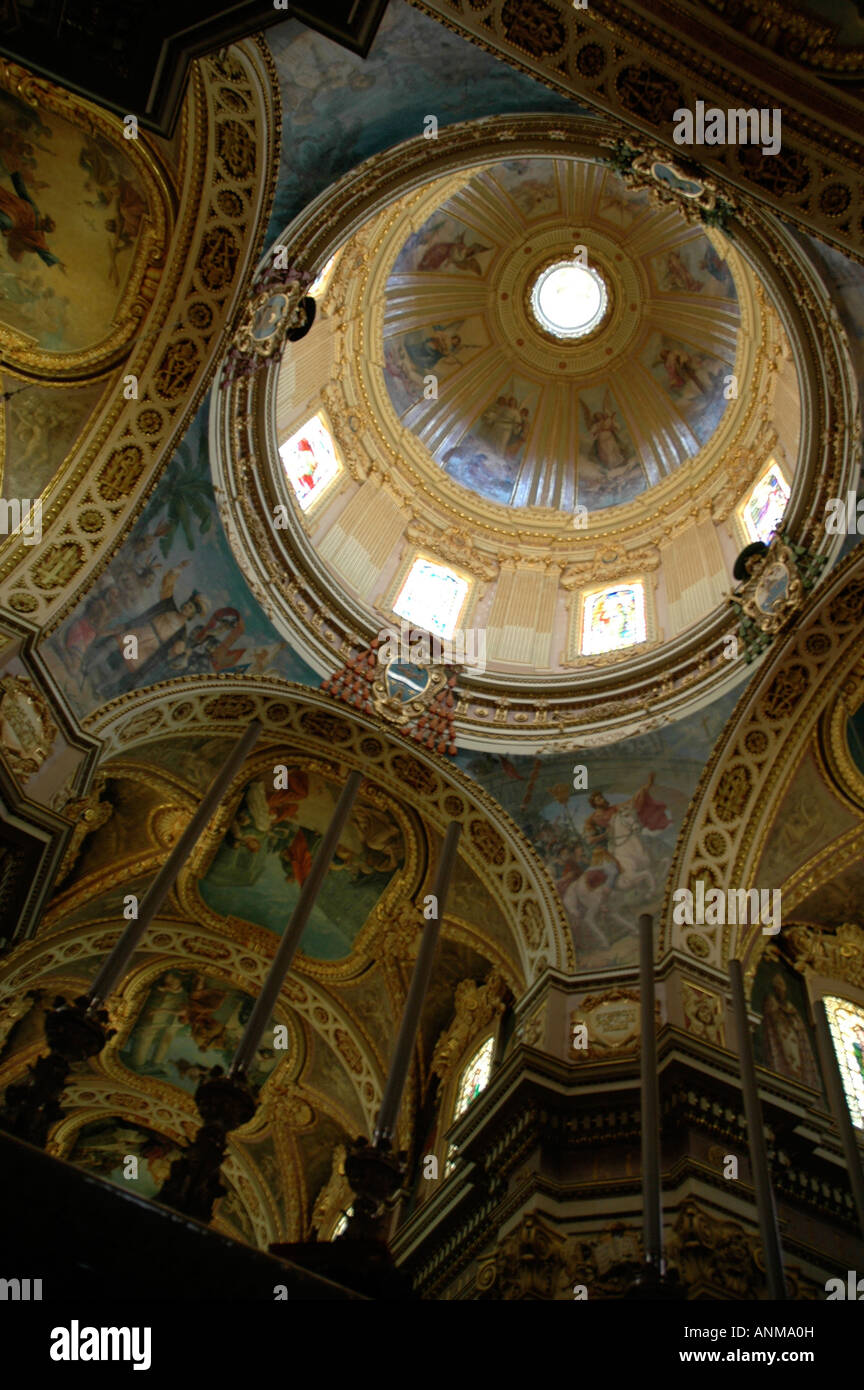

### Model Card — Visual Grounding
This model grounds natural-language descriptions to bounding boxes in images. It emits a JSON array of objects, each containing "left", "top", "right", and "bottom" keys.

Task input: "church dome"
[
  {"left": 381, "top": 157, "right": 742, "bottom": 513},
  {"left": 214, "top": 114, "right": 849, "bottom": 750}
]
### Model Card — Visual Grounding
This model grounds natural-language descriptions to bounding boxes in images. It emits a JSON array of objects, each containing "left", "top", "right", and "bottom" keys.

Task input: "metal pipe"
[
  {"left": 89, "top": 720, "right": 262, "bottom": 1004},
  {"left": 229, "top": 769, "right": 363, "bottom": 1075},
  {"left": 729, "top": 958, "right": 787, "bottom": 1298},
  {"left": 639, "top": 913, "right": 663, "bottom": 1271},
  {"left": 374, "top": 821, "right": 462, "bottom": 1148}
]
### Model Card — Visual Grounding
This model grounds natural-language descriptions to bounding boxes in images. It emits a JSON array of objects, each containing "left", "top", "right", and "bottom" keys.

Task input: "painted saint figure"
[
  {"left": 403, "top": 321, "right": 466, "bottom": 376},
  {"left": 86, "top": 562, "right": 208, "bottom": 698},
  {"left": 417, "top": 229, "right": 489, "bottom": 276},
  {"left": 760, "top": 973, "right": 821, "bottom": 1089},
  {"left": 129, "top": 971, "right": 188, "bottom": 1069},
  {"left": 559, "top": 776, "right": 670, "bottom": 954},
  {"left": 662, "top": 248, "right": 703, "bottom": 294},
  {"left": 657, "top": 345, "right": 712, "bottom": 395},
  {"left": 581, "top": 393, "right": 629, "bottom": 471},
  {"left": 0, "top": 171, "right": 61, "bottom": 268}
]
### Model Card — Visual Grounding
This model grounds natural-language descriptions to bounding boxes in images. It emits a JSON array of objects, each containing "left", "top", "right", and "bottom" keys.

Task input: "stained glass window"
[
  {"left": 393, "top": 556, "right": 470, "bottom": 641},
  {"left": 453, "top": 1037, "right": 495, "bottom": 1121},
  {"left": 581, "top": 583, "right": 646, "bottom": 656},
  {"left": 824, "top": 996, "right": 864, "bottom": 1129},
  {"left": 279, "top": 413, "right": 341, "bottom": 511},
  {"left": 741, "top": 462, "right": 789, "bottom": 544}
]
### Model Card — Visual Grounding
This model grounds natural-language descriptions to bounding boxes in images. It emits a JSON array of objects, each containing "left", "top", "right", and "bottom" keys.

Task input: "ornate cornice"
[{"left": 408, "top": 0, "right": 864, "bottom": 264}]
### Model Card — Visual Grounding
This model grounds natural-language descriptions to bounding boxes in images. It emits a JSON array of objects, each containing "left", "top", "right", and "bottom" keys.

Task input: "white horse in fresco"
[
  {"left": 562, "top": 801, "right": 658, "bottom": 949},
  {"left": 606, "top": 802, "right": 657, "bottom": 897}
]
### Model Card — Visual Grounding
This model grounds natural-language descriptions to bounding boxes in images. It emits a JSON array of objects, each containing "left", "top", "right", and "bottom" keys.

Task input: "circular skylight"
[{"left": 530, "top": 260, "right": 608, "bottom": 340}]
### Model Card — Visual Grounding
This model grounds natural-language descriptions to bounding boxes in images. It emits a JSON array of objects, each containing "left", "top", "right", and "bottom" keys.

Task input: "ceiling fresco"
[
  {"left": 457, "top": 684, "right": 745, "bottom": 972},
  {"left": 382, "top": 156, "right": 741, "bottom": 511},
  {"left": 197, "top": 762, "right": 410, "bottom": 959},
  {"left": 2, "top": 0, "right": 864, "bottom": 1289},
  {"left": 265, "top": 2, "right": 583, "bottom": 246},
  {"left": 41, "top": 404, "right": 319, "bottom": 719},
  {"left": 0, "top": 712, "right": 533, "bottom": 1239},
  {"left": 0, "top": 89, "right": 151, "bottom": 356}
]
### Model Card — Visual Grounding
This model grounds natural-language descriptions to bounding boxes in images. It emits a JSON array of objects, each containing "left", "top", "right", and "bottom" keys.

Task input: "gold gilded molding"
[
  {"left": 407, "top": 0, "right": 864, "bottom": 265},
  {"left": 0, "top": 37, "right": 280, "bottom": 634},
  {"left": 662, "top": 546, "right": 864, "bottom": 971},
  {"left": 78, "top": 675, "right": 569, "bottom": 978}
]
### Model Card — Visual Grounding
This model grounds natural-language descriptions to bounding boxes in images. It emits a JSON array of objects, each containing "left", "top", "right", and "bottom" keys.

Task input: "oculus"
[{"left": 529, "top": 260, "right": 608, "bottom": 341}]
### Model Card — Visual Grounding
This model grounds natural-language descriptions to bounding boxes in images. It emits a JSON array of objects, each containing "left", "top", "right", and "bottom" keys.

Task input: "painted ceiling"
[
  {"left": 1, "top": 0, "right": 864, "bottom": 1257},
  {"left": 382, "top": 156, "right": 741, "bottom": 512}
]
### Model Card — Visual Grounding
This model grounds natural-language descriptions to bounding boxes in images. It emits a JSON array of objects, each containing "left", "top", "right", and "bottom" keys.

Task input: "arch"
[
  {"left": 661, "top": 546, "right": 864, "bottom": 977},
  {"left": 80, "top": 675, "right": 570, "bottom": 981}
]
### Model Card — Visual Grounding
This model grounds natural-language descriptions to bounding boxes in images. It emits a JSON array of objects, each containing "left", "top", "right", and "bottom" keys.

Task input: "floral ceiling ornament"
[
  {"left": 727, "top": 523, "right": 827, "bottom": 662},
  {"left": 224, "top": 262, "right": 315, "bottom": 382}
]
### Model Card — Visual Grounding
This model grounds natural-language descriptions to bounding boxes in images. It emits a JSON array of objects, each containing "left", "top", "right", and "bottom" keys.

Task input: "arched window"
[
  {"left": 740, "top": 461, "right": 789, "bottom": 545},
  {"left": 823, "top": 996, "right": 864, "bottom": 1129},
  {"left": 453, "top": 1036, "right": 495, "bottom": 1121},
  {"left": 444, "top": 1036, "right": 496, "bottom": 1179},
  {"left": 580, "top": 582, "right": 646, "bottom": 656},
  {"left": 393, "top": 555, "right": 471, "bottom": 641},
  {"left": 279, "top": 411, "right": 342, "bottom": 511}
]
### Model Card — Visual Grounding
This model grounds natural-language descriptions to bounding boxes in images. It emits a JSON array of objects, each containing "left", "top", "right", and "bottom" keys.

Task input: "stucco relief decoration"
[
  {"left": 224, "top": 262, "right": 314, "bottom": 382},
  {"left": 605, "top": 142, "right": 736, "bottom": 231},
  {"left": 569, "top": 986, "right": 659, "bottom": 1059},
  {"left": 322, "top": 642, "right": 459, "bottom": 756},
  {"left": 785, "top": 922, "right": 864, "bottom": 991},
  {"left": 728, "top": 526, "right": 828, "bottom": 662},
  {"left": 430, "top": 972, "right": 507, "bottom": 1084},
  {"left": 0, "top": 674, "right": 57, "bottom": 781}
]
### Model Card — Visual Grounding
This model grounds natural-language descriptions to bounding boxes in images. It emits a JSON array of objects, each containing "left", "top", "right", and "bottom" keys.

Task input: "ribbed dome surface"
[{"left": 382, "top": 157, "right": 741, "bottom": 511}]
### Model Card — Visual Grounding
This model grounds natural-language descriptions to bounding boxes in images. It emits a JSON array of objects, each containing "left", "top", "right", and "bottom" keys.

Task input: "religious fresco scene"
[
  {"left": 68, "top": 1117, "right": 184, "bottom": 1199},
  {"left": 119, "top": 970, "right": 279, "bottom": 1095},
  {"left": 0, "top": 87, "right": 149, "bottom": 353},
  {"left": 41, "top": 405, "right": 319, "bottom": 718},
  {"left": 458, "top": 691, "right": 739, "bottom": 973},
  {"left": 0, "top": 0, "right": 864, "bottom": 1330},
  {"left": 752, "top": 955, "right": 822, "bottom": 1092},
  {"left": 382, "top": 158, "right": 742, "bottom": 511},
  {"left": 198, "top": 766, "right": 406, "bottom": 957}
]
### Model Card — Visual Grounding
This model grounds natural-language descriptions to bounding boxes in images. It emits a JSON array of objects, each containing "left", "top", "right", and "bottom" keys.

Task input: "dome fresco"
[
  {"left": 382, "top": 157, "right": 741, "bottom": 512},
  {"left": 221, "top": 112, "right": 819, "bottom": 738}
]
